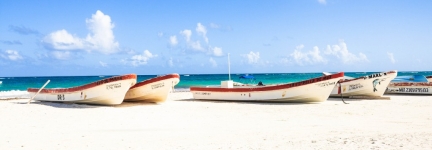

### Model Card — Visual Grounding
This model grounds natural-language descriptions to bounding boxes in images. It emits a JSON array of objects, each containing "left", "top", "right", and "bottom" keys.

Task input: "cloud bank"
[
  {"left": 324, "top": 40, "right": 369, "bottom": 64},
  {"left": 244, "top": 51, "right": 260, "bottom": 64},
  {"left": 290, "top": 45, "right": 327, "bottom": 66},
  {"left": 43, "top": 10, "right": 120, "bottom": 54},
  {"left": 1, "top": 50, "right": 23, "bottom": 61},
  {"left": 171, "top": 23, "right": 223, "bottom": 57},
  {"left": 283, "top": 40, "right": 369, "bottom": 66},
  {"left": 122, "top": 50, "right": 157, "bottom": 66}
]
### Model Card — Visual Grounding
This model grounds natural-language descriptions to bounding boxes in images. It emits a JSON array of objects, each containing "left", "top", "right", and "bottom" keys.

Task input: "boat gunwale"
[
  {"left": 339, "top": 70, "right": 397, "bottom": 83},
  {"left": 129, "top": 73, "right": 180, "bottom": 90},
  {"left": 27, "top": 74, "right": 137, "bottom": 93},
  {"left": 190, "top": 72, "right": 344, "bottom": 92}
]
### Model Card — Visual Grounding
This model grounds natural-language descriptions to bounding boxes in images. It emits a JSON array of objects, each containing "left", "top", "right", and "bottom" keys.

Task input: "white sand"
[{"left": 1, "top": 93, "right": 431, "bottom": 149}]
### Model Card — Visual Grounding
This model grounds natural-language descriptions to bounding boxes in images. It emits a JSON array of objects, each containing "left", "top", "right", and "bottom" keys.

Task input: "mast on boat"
[
  {"left": 228, "top": 53, "right": 231, "bottom": 80},
  {"left": 221, "top": 53, "right": 233, "bottom": 88}
]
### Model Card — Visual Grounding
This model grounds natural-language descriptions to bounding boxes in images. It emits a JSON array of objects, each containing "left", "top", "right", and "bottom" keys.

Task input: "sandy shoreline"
[{"left": 1, "top": 92, "right": 431, "bottom": 149}]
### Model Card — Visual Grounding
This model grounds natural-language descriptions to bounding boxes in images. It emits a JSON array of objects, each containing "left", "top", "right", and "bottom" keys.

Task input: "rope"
[{"left": 338, "top": 81, "right": 349, "bottom": 104}]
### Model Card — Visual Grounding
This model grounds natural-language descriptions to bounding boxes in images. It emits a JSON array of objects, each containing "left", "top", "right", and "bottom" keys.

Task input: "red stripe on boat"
[
  {"left": 190, "top": 72, "right": 344, "bottom": 92},
  {"left": 129, "top": 73, "right": 180, "bottom": 89},
  {"left": 27, "top": 74, "right": 137, "bottom": 93}
]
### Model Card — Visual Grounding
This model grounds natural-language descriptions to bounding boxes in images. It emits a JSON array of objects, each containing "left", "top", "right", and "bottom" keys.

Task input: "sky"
[{"left": 0, "top": 0, "right": 431, "bottom": 76}]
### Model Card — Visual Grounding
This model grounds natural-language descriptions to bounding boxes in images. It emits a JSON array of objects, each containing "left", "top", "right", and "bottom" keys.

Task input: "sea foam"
[{"left": 0, "top": 90, "right": 30, "bottom": 99}]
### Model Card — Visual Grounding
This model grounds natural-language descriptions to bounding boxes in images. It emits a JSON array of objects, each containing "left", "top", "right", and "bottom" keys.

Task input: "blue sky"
[{"left": 1, "top": 0, "right": 431, "bottom": 76}]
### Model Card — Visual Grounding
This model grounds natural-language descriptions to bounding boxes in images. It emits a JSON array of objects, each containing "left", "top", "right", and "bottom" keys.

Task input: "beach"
[{"left": 1, "top": 92, "right": 431, "bottom": 149}]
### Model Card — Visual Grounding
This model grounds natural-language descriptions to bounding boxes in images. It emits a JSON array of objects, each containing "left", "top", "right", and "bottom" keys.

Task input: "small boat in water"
[
  {"left": 190, "top": 72, "right": 344, "bottom": 102},
  {"left": 386, "top": 75, "right": 432, "bottom": 95},
  {"left": 124, "top": 73, "right": 180, "bottom": 103},
  {"left": 27, "top": 74, "right": 137, "bottom": 105},
  {"left": 328, "top": 70, "right": 397, "bottom": 97}
]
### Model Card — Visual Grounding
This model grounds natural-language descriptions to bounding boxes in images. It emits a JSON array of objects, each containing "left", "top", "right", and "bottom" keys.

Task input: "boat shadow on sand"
[
  {"left": 176, "top": 98, "right": 320, "bottom": 105},
  {"left": 326, "top": 97, "right": 365, "bottom": 102},
  {"left": 13, "top": 100, "right": 159, "bottom": 108}
]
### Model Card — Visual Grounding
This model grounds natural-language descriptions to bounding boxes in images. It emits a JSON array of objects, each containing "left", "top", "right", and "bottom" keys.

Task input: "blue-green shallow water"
[{"left": 1, "top": 71, "right": 431, "bottom": 92}]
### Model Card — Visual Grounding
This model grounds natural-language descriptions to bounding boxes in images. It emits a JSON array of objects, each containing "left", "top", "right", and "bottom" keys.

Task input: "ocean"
[{"left": 1, "top": 71, "right": 431, "bottom": 98}]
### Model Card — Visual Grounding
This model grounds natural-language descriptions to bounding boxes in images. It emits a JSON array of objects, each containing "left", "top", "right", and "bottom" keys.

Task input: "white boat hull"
[
  {"left": 28, "top": 74, "right": 137, "bottom": 105},
  {"left": 386, "top": 82, "right": 432, "bottom": 95},
  {"left": 191, "top": 72, "right": 344, "bottom": 102},
  {"left": 124, "top": 74, "right": 180, "bottom": 103},
  {"left": 330, "top": 70, "right": 397, "bottom": 97}
]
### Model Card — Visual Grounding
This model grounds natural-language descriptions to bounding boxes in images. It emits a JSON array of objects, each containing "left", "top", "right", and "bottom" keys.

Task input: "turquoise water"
[{"left": 1, "top": 71, "right": 431, "bottom": 92}]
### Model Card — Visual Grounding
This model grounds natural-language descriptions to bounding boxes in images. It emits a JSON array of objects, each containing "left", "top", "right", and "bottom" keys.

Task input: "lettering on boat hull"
[
  {"left": 316, "top": 81, "right": 336, "bottom": 87},
  {"left": 348, "top": 83, "right": 363, "bottom": 91},
  {"left": 194, "top": 92, "right": 211, "bottom": 95},
  {"left": 388, "top": 88, "right": 429, "bottom": 93},
  {"left": 151, "top": 82, "right": 165, "bottom": 89},
  {"left": 106, "top": 83, "right": 121, "bottom": 90}
]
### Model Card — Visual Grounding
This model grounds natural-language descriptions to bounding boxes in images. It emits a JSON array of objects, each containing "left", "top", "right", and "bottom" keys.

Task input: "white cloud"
[
  {"left": 51, "top": 51, "right": 71, "bottom": 60},
  {"left": 387, "top": 52, "right": 396, "bottom": 64},
  {"left": 196, "top": 23, "right": 208, "bottom": 43},
  {"left": 99, "top": 61, "right": 108, "bottom": 67},
  {"left": 43, "top": 30, "right": 84, "bottom": 50},
  {"left": 324, "top": 40, "right": 369, "bottom": 64},
  {"left": 209, "top": 57, "right": 217, "bottom": 67},
  {"left": 169, "top": 35, "right": 178, "bottom": 46},
  {"left": 168, "top": 57, "right": 174, "bottom": 67},
  {"left": 210, "top": 23, "right": 220, "bottom": 29},
  {"left": 180, "top": 29, "right": 192, "bottom": 42},
  {"left": 175, "top": 23, "right": 225, "bottom": 55},
  {"left": 43, "top": 10, "right": 119, "bottom": 54},
  {"left": 280, "top": 58, "right": 290, "bottom": 64},
  {"left": 244, "top": 51, "right": 260, "bottom": 64},
  {"left": 189, "top": 41, "right": 203, "bottom": 51},
  {"left": 290, "top": 45, "right": 327, "bottom": 66},
  {"left": 318, "top": 0, "right": 326, "bottom": 5},
  {"left": 124, "top": 50, "right": 157, "bottom": 66},
  {"left": 212, "top": 47, "right": 223, "bottom": 56},
  {"left": 1, "top": 50, "right": 23, "bottom": 61}
]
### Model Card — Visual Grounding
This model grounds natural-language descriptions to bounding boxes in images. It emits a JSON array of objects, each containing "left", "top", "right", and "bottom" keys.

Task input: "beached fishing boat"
[
  {"left": 190, "top": 72, "right": 344, "bottom": 102},
  {"left": 386, "top": 82, "right": 432, "bottom": 95},
  {"left": 124, "top": 73, "right": 180, "bottom": 103},
  {"left": 27, "top": 74, "right": 137, "bottom": 105},
  {"left": 386, "top": 75, "right": 432, "bottom": 95},
  {"left": 328, "top": 70, "right": 397, "bottom": 97}
]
